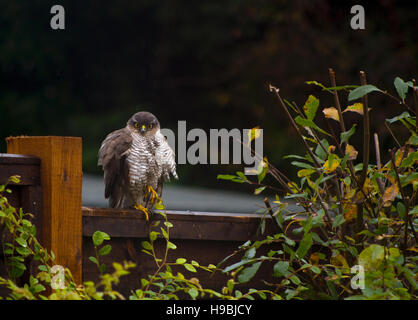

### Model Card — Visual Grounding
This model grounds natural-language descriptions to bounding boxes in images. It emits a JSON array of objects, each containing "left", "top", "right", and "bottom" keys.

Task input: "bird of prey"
[{"left": 98, "top": 111, "right": 177, "bottom": 218}]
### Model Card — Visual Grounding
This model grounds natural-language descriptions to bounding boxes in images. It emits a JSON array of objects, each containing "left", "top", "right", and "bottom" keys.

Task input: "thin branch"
[
  {"left": 359, "top": 71, "right": 370, "bottom": 190},
  {"left": 264, "top": 197, "right": 283, "bottom": 234},
  {"left": 389, "top": 149, "right": 418, "bottom": 244},
  {"left": 270, "top": 86, "right": 322, "bottom": 169},
  {"left": 384, "top": 122, "right": 401, "bottom": 148},
  {"left": 373, "top": 133, "right": 385, "bottom": 195},
  {"left": 328, "top": 68, "right": 346, "bottom": 133}
]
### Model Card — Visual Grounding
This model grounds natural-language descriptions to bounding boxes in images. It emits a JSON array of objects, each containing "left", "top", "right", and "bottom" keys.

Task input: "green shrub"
[{"left": 218, "top": 71, "right": 417, "bottom": 300}]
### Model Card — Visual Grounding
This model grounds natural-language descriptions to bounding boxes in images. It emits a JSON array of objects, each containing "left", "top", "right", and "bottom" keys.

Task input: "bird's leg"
[
  {"left": 134, "top": 203, "right": 150, "bottom": 221},
  {"left": 136, "top": 186, "right": 161, "bottom": 221},
  {"left": 146, "top": 185, "right": 160, "bottom": 207}
]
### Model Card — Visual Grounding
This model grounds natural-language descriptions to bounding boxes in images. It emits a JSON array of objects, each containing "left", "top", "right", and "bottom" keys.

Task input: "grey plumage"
[{"left": 98, "top": 111, "right": 177, "bottom": 209}]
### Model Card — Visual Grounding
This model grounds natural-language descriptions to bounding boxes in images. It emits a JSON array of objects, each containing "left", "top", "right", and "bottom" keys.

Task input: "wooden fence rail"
[{"left": 2, "top": 136, "right": 281, "bottom": 295}]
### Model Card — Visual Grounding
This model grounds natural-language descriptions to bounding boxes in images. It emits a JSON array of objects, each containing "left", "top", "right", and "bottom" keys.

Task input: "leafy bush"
[
  {"left": 218, "top": 70, "right": 417, "bottom": 300},
  {"left": 0, "top": 181, "right": 274, "bottom": 300},
  {"left": 1, "top": 70, "right": 416, "bottom": 300}
]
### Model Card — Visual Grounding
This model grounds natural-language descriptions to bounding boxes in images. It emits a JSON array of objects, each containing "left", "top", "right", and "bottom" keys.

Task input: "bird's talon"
[{"left": 134, "top": 204, "right": 150, "bottom": 221}]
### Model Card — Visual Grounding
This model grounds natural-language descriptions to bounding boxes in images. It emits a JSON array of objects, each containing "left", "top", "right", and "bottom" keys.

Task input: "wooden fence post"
[{"left": 6, "top": 136, "right": 83, "bottom": 285}]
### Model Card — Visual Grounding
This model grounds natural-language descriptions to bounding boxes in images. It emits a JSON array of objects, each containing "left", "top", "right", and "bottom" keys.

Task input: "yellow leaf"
[
  {"left": 322, "top": 107, "right": 340, "bottom": 121},
  {"left": 343, "top": 102, "right": 371, "bottom": 115},
  {"left": 297, "top": 168, "right": 315, "bottom": 178},
  {"left": 323, "top": 157, "right": 341, "bottom": 173},
  {"left": 247, "top": 126, "right": 261, "bottom": 146},
  {"left": 343, "top": 203, "right": 358, "bottom": 223},
  {"left": 287, "top": 182, "right": 299, "bottom": 194},
  {"left": 382, "top": 183, "right": 399, "bottom": 207},
  {"left": 331, "top": 254, "right": 350, "bottom": 274},
  {"left": 309, "top": 253, "right": 320, "bottom": 265},
  {"left": 328, "top": 145, "right": 336, "bottom": 153},
  {"left": 345, "top": 144, "right": 358, "bottom": 160},
  {"left": 395, "top": 148, "right": 404, "bottom": 167}
]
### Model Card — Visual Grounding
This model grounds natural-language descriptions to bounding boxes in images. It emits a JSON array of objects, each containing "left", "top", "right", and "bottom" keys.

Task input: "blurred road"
[{"left": 83, "top": 174, "right": 299, "bottom": 213}]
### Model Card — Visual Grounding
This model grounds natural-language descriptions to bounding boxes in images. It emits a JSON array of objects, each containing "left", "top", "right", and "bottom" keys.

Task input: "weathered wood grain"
[{"left": 6, "top": 136, "right": 83, "bottom": 284}]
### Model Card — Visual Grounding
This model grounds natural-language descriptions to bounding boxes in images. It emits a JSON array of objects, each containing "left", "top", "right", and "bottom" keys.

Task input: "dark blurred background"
[{"left": 0, "top": 0, "right": 417, "bottom": 199}]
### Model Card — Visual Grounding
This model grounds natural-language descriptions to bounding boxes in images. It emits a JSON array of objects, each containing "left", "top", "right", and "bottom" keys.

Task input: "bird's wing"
[
  {"left": 98, "top": 127, "right": 132, "bottom": 208},
  {"left": 156, "top": 131, "right": 178, "bottom": 181}
]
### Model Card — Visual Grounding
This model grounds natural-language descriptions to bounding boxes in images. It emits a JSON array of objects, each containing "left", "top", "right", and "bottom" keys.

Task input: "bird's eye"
[
  {"left": 134, "top": 123, "right": 139, "bottom": 128},
  {"left": 149, "top": 124, "right": 153, "bottom": 129}
]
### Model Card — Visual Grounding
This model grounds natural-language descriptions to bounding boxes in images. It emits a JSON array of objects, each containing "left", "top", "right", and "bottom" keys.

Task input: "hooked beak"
[{"left": 140, "top": 125, "right": 146, "bottom": 134}]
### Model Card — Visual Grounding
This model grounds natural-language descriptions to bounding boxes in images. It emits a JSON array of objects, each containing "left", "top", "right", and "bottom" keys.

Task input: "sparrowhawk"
[{"left": 98, "top": 111, "right": 177, "bottom": 215}]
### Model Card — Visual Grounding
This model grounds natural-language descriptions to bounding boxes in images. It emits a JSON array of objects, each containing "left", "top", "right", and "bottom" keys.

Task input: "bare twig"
[
  {"left": 264, "top": 197, "right": 283, "bottom": 234},
  {"left": 270, "top": 86, "right": 322, "bottom": 169},
  {"left": 328, "top": 68, "right": 346, "bottom": 133},
  {"left": 373, "top": 133, "right": 385, "bottom": 195},
  {"left": 384, "top": 122, "right": 402, "bottom": 148},
  {"left": 389, "top": 149, "right": 418, "bottom": 244},
  {"left": 359, "top": 71, "right": 370, "bottom": 190},
  {"left": 270, "top": 86, "right": 334, "bottom": 225}
]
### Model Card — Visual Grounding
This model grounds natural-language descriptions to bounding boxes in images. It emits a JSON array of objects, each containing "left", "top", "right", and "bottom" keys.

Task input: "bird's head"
[{"left": 128, "top": 111, "right": 160, "bottom": 136}]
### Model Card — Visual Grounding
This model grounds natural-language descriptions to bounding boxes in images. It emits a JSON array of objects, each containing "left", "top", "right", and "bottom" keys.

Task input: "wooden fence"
[{"left": 1, "top": 136, "right": 281, "bottom": 296}]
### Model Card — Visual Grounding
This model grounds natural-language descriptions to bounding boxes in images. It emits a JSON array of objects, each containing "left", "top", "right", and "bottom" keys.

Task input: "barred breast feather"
[{"left": 98, "top": 126, "right": 177, "bottom": 209}]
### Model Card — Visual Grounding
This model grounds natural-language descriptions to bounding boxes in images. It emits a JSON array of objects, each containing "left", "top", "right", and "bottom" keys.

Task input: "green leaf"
[
  {"left": 332, "top": 214, "right": 345, "bottom": 229},
  {"left": 408, "top": 134, "right": 418, "bottom": 146},
  {"left": 167, "top": 241, "right": 177, "bottom": 250},
  {"left": 161, "top": 228, "right": 169, "bottom": 240},
  {"left": 296, "top": 232, "right": 313, "bottom": 259},
  {"left": 401, "top": 172, "right": 418, "bottom": 187},
  {"left": 291, "top": 161, "right": 314, "bottom": 169},
  {"left": 217, "top": 174, "right": 237, "bottom": 181},
  {"left": 348, "top": 84, "right": 381, "bottom": 101},
  {"left": 164, "top": 221, "right": 173, "bottom": 228},
  {"left": 315, "top": 139, "right": 329, "bottom": 161},
  {"left": 16, "top": 247, "right": 31, "bottom": 256},
  {"left": 176, "top": 258, "right": 187, "bottom": 264},
  {"left": 295, "top": 116, "right": 330, "bottom": 136},
  {"left": 273, "top": 261, "right": 290, "bottom": 277},
  {"left": 223, "top": 259, "right": 255, "bottom": 273},
  {"left": 141, "top": 241, "right": 153, "bottom": 250},
  {"left": 311, "top": 266, "right": 321, "bottom": 274},
  {"left": 358, "top": 244, "right": 384, "bottom": 271},
  {"left": 92, "top": 231, "right": 110, "bottom": 247},
  {"left": 89, "top": 256, "right": 98, "bottom": 265},
  {"left": 16, "top": 237, "right": 27, "bottom": 248},
  {"left": 227, "top": 279, "right": 234, "bottom": 292},
  {"left": 400, "top": 151, "right": 418, "bottom": 168},
  {"left": 394, "top": 77, "right": 409, "bottom": 101},
  {"left": 236, "top": 171, "right": 247, "bottom": 181},
  {"left": 290, "top": 275, "right": 301, "bottom": 285},
  {"left": 340, "top": 124, "right": 357, "bottom": 143},
  {"left": 303, "top": 95, "right": 320, "bottom": 120},
  {"left": 149, "top": 231, "right": 159, "bottom": 242},
  {"left": 32, "top": 284, "right": 46, "bottom": 294},
  {"left": 99, "top": 264, "right": 106, "bottom": 273},
  {"left": 254, "top": 186, "right": 266, "bottom": 195},
  {"left": 237, "top": 262, "right": 262, "bottom": 283},
  {"left": 257, "top": 162, "right": 268, "bottom": 183},
  {"left": 386, "top": 111, "right": 413, "bottom": 124},
  {"left": 98, "top": 244, "right": 112, "bottom": 256},
  {"left": 38, "top": 265, "right": 48, "bottom": 272},
  {"left": 141, "top": 278, "right": 149, "bottom": 287},
  {"left": 184, "top": 263, "right": 197, "bottom": 272},
  {"left": 188, "top": 288, "right": 198, "bottom": 299},
  {"left": 244, "top": 247, "right": 256, "bottom": 259}
]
